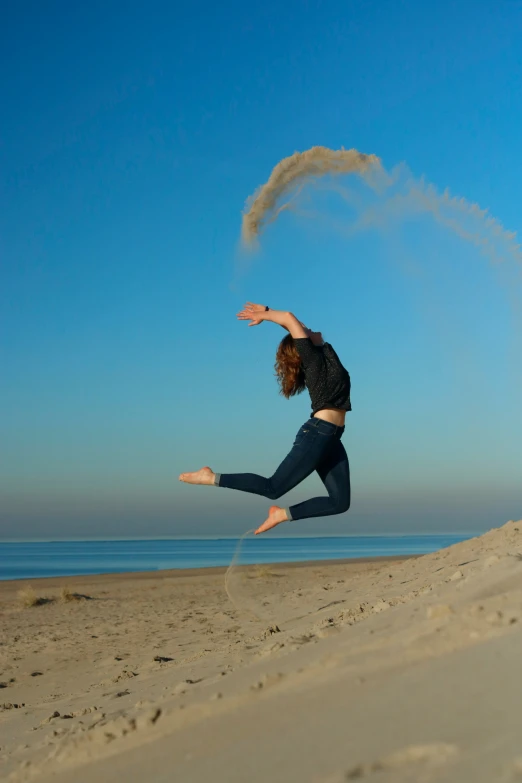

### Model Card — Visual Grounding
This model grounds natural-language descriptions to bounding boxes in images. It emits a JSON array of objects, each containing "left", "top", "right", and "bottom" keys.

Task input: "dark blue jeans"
[{"left": 216, "top": 417, "right": 350, "bottom": 521}]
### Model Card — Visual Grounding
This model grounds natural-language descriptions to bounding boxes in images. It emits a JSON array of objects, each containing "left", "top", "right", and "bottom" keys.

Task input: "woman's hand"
[
  {"left": 237, "top": 303, "right": 308, "bottom": 338},
  {"left": 237, "top": 302, "right": 266, "bottom": 327}
]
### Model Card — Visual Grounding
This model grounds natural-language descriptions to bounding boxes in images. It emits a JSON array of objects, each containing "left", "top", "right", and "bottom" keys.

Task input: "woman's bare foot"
[
  {"left": 255, "top": 505, "right": 289, "bottom": 535},
  {"left": 178, "top": 466, "right": 216, "bottom": 485}
]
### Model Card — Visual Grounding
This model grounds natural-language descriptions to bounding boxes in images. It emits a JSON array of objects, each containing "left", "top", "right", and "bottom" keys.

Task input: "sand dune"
[{"left": 1, "top": 520, "right": 521, "bottom": 782}]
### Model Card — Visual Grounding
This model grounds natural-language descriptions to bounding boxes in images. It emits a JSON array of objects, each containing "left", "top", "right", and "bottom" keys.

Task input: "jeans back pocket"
[{"left": 294, "top": 426, "right": 310, "bottom": 447}]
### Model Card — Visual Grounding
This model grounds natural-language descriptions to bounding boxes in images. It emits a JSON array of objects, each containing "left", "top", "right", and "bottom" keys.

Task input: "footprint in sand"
[
  {"left": 343, "top": 743, "right": 459, "bottom": 779},
  {"left": 316, "top": 625, "right": 340, "bottom": 639},
  {"left": 250, "top": 672, "right": 285, "bottom": 692},
  {"left": 112, "top": 670, "right": 138, "bottom": 683}
]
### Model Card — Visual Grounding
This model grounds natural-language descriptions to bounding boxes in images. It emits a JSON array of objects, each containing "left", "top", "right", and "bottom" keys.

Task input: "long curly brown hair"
[{"left": 275, "top": 334, "right": 305, "bottom": 399}]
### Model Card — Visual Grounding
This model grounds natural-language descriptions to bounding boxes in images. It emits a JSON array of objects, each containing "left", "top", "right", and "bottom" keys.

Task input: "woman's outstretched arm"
[{"left": 237, "top": 302, "right": 308, "bottom": 339}]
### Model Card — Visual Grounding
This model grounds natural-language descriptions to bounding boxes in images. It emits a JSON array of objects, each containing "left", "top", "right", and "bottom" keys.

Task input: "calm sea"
[{"left": 0, "top": 534, "right": 475, "bottom": 582}]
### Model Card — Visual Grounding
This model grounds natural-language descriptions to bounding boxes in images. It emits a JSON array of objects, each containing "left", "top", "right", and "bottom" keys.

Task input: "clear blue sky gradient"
[{"left": 2, "top": 0, "right": 521, "bottom": 539}]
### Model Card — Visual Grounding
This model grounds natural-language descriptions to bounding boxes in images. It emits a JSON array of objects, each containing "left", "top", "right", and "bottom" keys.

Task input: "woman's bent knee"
[
  {"left": 334, "top": 497, "right": 350, "bottom": 514},
  {"left": 265, "top": 481, "right": 283, "bottom": 501}
]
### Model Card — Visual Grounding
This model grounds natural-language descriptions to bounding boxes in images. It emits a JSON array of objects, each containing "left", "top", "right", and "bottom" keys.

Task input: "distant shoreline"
[
  {"left": 0, "top": 532, "right": 473, "bottom": 583},
  {"left": 0, "top": 553, "right": 418, "bottom": 585}
]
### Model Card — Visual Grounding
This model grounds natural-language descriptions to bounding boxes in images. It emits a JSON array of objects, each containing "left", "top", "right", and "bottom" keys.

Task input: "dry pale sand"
[{"left": 1, "top": 521, "right": 522, "bottom": 783}]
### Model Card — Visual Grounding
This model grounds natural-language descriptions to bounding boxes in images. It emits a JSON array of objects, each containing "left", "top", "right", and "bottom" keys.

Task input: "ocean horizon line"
[{"left": 0, "top": 531, "right": 483, "bottom": 544}]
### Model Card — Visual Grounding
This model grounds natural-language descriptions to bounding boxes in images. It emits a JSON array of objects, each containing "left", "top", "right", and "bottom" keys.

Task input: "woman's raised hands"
[
  {"left": 236, "top": 303, "right": 305, "bottom": 337},
  {"left": 236, "top": 302, "right": 266, "bottom": 327}
]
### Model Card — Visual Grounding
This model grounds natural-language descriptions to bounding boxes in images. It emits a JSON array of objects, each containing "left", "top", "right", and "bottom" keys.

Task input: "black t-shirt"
[{"left": 294, "top": 338, "right": 351, "bottom": 415}]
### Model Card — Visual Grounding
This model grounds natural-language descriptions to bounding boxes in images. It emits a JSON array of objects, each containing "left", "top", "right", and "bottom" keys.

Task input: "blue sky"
[{"left": 1, "top": 0, "right": 521, "bottom": 539}]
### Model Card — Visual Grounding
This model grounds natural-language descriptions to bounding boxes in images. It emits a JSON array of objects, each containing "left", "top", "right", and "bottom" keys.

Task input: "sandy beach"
[{"left": 1, "top": 520, "right": 522, "bottom": 783}]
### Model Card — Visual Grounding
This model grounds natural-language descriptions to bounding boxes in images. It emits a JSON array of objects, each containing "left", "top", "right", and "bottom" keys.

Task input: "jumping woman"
[{"left": 179, "top": 302, "right": 351, "bottom": 535}]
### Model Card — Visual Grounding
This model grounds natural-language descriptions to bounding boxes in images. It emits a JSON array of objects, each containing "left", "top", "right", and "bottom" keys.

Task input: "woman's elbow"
[{"left": 280, "top": 311, "right": 296, "bottom": 331}]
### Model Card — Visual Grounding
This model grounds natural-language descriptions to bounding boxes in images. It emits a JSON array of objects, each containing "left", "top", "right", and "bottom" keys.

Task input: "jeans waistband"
[{"left": 308, "top": 417, "right": 345, "bottom": 434}]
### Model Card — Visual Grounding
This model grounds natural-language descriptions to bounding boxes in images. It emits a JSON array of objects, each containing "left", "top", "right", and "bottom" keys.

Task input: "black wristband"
[{"left": 265, "top": 305, "right": 269, "bottom": 311}]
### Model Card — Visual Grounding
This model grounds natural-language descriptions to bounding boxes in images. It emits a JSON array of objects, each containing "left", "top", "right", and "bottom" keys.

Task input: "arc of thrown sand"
[
  {"left": 240, "top": 146, "right": 522, "bottom": 266},
  {"left": 241, "top": 146, "right": 381, "bottom": 246}
]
